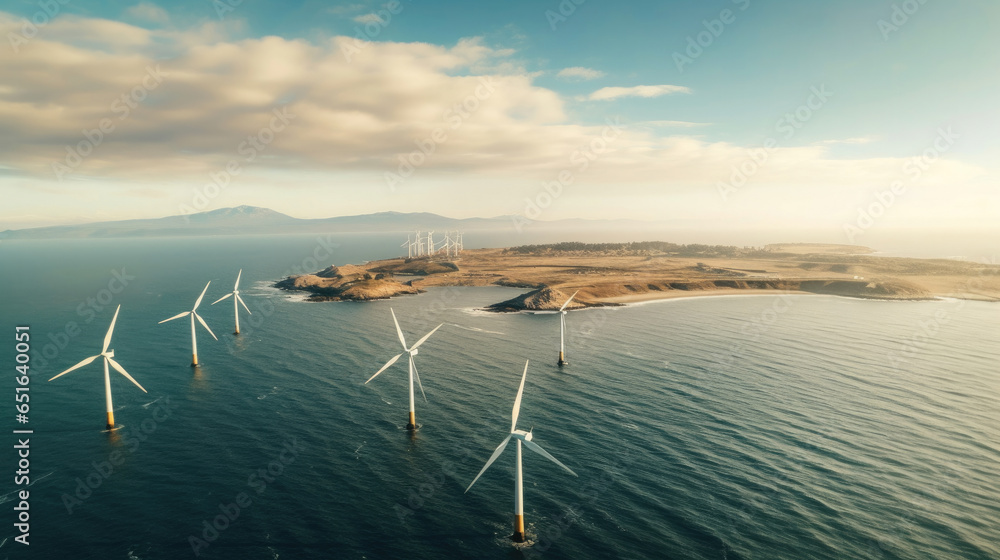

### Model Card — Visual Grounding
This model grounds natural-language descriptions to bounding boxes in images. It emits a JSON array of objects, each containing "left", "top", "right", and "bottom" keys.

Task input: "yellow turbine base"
[
  {"left": 513, "top": 514, "right": 526, "bottom": 542},
  {"left": 106, "top": 411, "right": 115, "bottom": 430},
  {"left": 192, "top": 353, "right": 199, "bottom": 367},
  {"left": 407, "top": 411, "right": 416, "bottom": 429}
]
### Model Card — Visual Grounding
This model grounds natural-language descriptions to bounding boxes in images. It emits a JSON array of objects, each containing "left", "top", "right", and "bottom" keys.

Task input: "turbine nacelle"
[{"left": 512, "top": 429, "right": 533, "bottom": 441}]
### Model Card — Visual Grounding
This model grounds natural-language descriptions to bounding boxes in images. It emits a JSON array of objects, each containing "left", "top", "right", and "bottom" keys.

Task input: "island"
[{"left": 273, "top": 242, "right": 1000, "bottom": 310}]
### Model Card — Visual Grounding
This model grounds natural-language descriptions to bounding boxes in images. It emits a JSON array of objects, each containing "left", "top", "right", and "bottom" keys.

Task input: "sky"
[{"left": 0, "top": 0, "right": 997, "bottom": 243}]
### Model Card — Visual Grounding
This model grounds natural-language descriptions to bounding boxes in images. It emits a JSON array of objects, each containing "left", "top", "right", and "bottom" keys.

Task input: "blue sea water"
[{"left": 0, "top": 234, "right": 997, "bottom": 559}]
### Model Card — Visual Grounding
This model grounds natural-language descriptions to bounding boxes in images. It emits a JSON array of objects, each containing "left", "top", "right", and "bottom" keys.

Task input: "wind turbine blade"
[
  {"left": 366, "top": 353, "right": 403, "bottom": 383},
  {"left": 193, "top": 281, "right": 211, "bottom": 311},
  {"left": 102, "top": 304, "right": 121, "bottom": 353},
  {"left": 409, "top": 323, "right": 443, "bottom": 351},
  {"left": 158, "top": 311, "right": 190, "bottom": 324},
  {"left": 234, "top": 269, "right": 242, "bottom": 290},
  {"left": 522, "top": 438, "right": 578, "bottom": 477},
  {"left": 195, "top": 313, "right": 218, "bottom": 340},
  {"left": 559, "top": 290, "right": 580, "bottom": 312},
  {"left": 532, "top": 311, "right": 559, "bottom": 315},
  {"left": 465, "top": 435, "right": 512, "bottom": 493},
  {"left": 236, "top": 294, "right": 252, "bottom": 315},
  {"left": 511, "top": 360, "right": 529, "bottom": 432},
  {"left": 107, "top": 357, "right": 147, "bottom": 393},
  {"left": 411, "top": 356, "right": 427, "bottom": 403},
  {"left": 390, "top": 308, "right": 408, "bottom": 350},
  {"left": 211, "top": 293, "right": 233, "bottom": 305},
  {"left": 48, "top": 355, "right": 99, "bottom": 381}
]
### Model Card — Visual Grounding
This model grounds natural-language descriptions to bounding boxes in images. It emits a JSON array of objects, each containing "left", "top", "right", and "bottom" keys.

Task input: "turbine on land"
[
  {"left": 465, "top": 360, "right": 577, "bottom": 543},
  {"left": 159, "top": 281, "right": 218, "bottom": 367},
  {"left": 402, "top": 235, "right": 414, "bottom": 258},
  {"left": 535, "top": 290, "right": 579, "bottom": 366},
  {"left": 211, "top": 269, "right": 251, "bottom": 335},
  {"left": 365, "top": 309, "right": 442, "bottom": 430},
  {"left": 49, "top": 305, "right": 147, "bottom": 430}
]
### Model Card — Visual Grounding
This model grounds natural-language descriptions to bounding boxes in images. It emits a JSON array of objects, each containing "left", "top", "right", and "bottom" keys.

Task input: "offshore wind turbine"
[
  {"left": 536, "top": 291, "right": 579, "bottom": 366},
  {"left": 49, "top": 305, "right": 147, "bottom": 430},
  {"left": 465, "top": 360, "right": 578, "bottom": 543},
  {"left": 159, "top": 281, "right": 218, "bottom": 367},
  {"left": 211, "top": 269, "right": 251, "bottom": 335},
  {"left": 365, "top": 309, "right": 443, "bottom": 430}
]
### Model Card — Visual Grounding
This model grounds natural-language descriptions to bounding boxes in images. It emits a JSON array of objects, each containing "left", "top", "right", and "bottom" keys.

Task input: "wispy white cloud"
[
  {"left": 589, "top": 84, "right": 691, "bottom": 101},
  {"left": 819, "top": 136, "right": 879, "bottom": 145},
  {"left": 556, "top": 66, "right": 604, "bottom": 80},
  {"left": 125, "top": 2, "right": 170, "bottom": 24},
  {"left": 353, "top": 13, "right": 384, "bottom": 24},
  {"left": 0, "top": 10, "right": 986, "bottom": 225},
  {"left": 642, "top": 120, "right": 711, "bottom": 128}
]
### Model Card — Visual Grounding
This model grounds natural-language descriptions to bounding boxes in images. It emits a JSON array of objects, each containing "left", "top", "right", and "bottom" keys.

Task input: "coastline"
[{"left": 273, "top": 244, "right": 1000, "bottom": 310}]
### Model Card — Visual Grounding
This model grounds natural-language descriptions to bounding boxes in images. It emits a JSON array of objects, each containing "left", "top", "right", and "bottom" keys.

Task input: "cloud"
[
  {"left": 819, "top": 136, "right": 879, "bottom": 145},
  {"left": 353, "top": 13, "right": 384, "bottom": 24},
  {"left": 642, "top": 120, "right": 711, "bottom": 128},
  {"left": 556, "top": 66, "right": 604, "bottom": 80},
  {"left": 589, "top": 84, "right": 691, "bottom": 101},
  {"left": 125, "top": 2, "right": 170, "bottom": 24},
  {"left": 0, "top": 10, "right": 986, "bottom": 221}
]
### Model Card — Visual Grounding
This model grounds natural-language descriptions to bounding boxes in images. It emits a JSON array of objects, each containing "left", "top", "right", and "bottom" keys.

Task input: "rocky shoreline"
[{"left": 271, "top": 242, "right": 997, "bottom": 310}]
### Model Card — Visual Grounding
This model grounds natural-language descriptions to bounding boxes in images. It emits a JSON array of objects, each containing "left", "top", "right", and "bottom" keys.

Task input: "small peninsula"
[{"left": 273, "top": 242, "right": 1000, "bottom": 310}]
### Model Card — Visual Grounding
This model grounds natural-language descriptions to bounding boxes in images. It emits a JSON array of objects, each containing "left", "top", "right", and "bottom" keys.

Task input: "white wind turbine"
[
  {"left": 442, "top": 232, "right": 459, "bottom": 258},
  {"left": 49, "top": 305, "right": 147, "bottom": 430},
  {"left": 402, "top": 235, "right": 414, "bottom": 258},
  {"left": 465, "top": 360, "right": 578, "bottom": 543},
  {"left": 159, "top": 281, "right": 218, "bottom": 367},
  {"left": 535, "top": 291, "right": 579, "bottom": 366},
  {"left": 414, "top": 231, "right": 424, "bottom": 257},
  {"left": 211, "top": 269, "right": 251, "bottom": 335},
  {"left": 365, "top": 309, "right": 443, "bottom": 430}
]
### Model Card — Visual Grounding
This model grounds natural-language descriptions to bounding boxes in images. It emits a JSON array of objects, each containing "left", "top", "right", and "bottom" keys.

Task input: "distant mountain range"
[{"left": 0, "top": 206, "right": 644, "bottom": 239}]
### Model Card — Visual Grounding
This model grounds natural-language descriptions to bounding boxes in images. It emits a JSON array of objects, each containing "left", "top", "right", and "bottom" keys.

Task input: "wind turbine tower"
[
  {"left": 49, "top": 305, "right": 147, "bottom": 430},
  {"left": 365, "top": 309, "right": 443, "bottom": 430},
  {"left": 158, "top": 282, "right": 219, "bottom": 367},
  {"left": 465, "top": 360, "right": 578, "bottom": 542}
]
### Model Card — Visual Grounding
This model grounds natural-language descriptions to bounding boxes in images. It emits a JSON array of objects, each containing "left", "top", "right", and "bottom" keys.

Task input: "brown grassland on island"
[{"left": 275, "top": 242, "right": 1000, "bottom": 310}]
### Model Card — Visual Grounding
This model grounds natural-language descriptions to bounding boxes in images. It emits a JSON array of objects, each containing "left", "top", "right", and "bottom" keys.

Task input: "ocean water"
[{"left": 0, "top": 234, "right": 997, "bottom": 559}]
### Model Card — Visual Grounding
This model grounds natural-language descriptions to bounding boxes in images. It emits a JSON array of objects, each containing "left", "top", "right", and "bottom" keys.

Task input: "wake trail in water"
[{"left": 447, "top": 323, "right": 504, "bottom": 335}]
